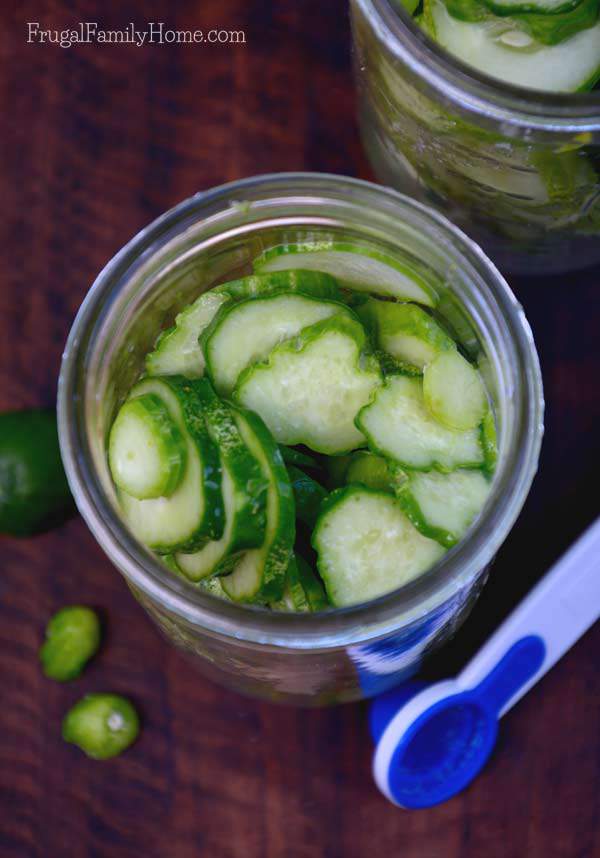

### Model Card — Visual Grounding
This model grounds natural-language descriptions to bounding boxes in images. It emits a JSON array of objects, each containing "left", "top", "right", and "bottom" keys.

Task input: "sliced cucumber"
[
  {"left": 175, "top": 396, "right": 268, "bottom": 581},
  {"left": 220, "top": 408, "right": 295, "bottom": 603},
  {"left": 279, "top": 445, "right": 319, "bottom": 470},
  {"left": 287, "top": 466, "right": 328, "bottom": 528},
  {"left": 397, "top": 470, "right": 491, "bottom": 547},
  {"left": 345, "top": 451, "right": 407, "bottom": 492},
  {"left": 117, "top": 377, "right": 224, "bottom": 553},
  {"left": 234, "top": 315, "right": 382, "bottom": 455},
  {"left": 145, "top": 270, "right": 341, "bottom": 379},
  {"left": 481, "top": 409, "right": 499, "bottom": 475},
  {"left": 146, "top": 291, "right": 229, "bottom": 379},
  {"left": 357, "top": 299, "right": 455, "bottom": 369},
  {"left": 357, "top": 376, "right": 484, "bottom": 471},
  {"left": 202, "top": 292, "right": 352, "bottom": 396},
  {"left": 423, "top": 350, "right": 487, "bottom": 431},
  {"left": 313, "top": 486, "right": 445, "bottom": 606},
  {"left": 108, "top": 394, "right": 186, "bottom": 500},
  {"left": 429, "top": 0, "right": 600, "bottom": 92},
  {"left": 254, "top": 242, "right": 438, "bottom": 307}
]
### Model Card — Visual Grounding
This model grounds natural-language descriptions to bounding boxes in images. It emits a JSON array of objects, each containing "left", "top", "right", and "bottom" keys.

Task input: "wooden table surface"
[{"left": 2, "top": 2, "right": 599, "bottom": 856}]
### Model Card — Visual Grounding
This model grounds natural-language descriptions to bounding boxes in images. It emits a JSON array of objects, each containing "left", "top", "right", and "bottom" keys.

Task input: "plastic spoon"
[{"left": 370, "top": 516, "right": 600, "bottom": 809}]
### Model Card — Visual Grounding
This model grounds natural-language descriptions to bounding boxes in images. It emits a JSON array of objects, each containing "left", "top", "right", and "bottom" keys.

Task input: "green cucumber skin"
[
  {"left": 481, "top": 409, "right": 499, "bottom": 476},
  {"left": 222, "top": 406, "right": 295, "bottom": 603},
  {"left": 233, "top": 313, "right": 382, "bottom": 456},
  {"left": 345, "top": 451, "right": 407, "bottom": 493},
  {"left": 253, "top": 241, "right": 439, "bottom": 307},
  {"left": 201, "top": 292, "right": 354, "bottom": 395},
  {"left": 126, "top": 376, "right": 224, "bottom": 552},
  {"left": 213, "top": 270, "right": 342, "bottom": 301},
  {"left": 202, "top": 391, "right": 269, "bottom": 555},
  {"left": 286, "top": 466, "right": 328, "bottom": 529}
]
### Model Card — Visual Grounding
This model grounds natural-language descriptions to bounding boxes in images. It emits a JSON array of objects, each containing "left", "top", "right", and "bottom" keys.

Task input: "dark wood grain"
[{"left": 1, "top": 2, "right": 599, "bottom": 856}]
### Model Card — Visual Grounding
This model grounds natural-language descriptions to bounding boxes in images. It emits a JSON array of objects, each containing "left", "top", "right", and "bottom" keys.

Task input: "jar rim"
[
  {"left": 57, "top": 172, "right": 544, "bottom": 649},
  {"left": 354, "top": 0, "right": 600, "bottom": 134}
]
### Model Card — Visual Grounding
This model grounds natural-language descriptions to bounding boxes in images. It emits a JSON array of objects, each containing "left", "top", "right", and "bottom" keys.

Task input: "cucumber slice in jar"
[
  {"left": 220, "top": 407, "right": 295, "bottom": 603},
  {"left": 428, "top": 0, "right": 600, "bottom": 92},
  {"left": 202, "top": 292, "right": 353, "bottom": 396},
  {"left": 115, "top": 377, "right": 224, "bottom": 553},
  {"left": 234, "top": 315, "right": 382, "bottom": 455},
  {"left": 296, "top": 555, "right": 330, "bottom": 611},
  {"left": 397, "top": 470, "right": 491, "bottom": 547},
  {"left": 145, "top": 270, "right": 341, "bottom": 379},
  {"left": 357, "top": 299, "right": 456, "bottom": 369},
  {"left": 423, "top": 350, "right": 487, "bottom": 431},
  {"left": 254, "top": 242, "right": 438, "bottom": 307},
  {"left": 108, "top": 394, "right": 187, "bottom": 500},
  {"left": 356, "top": 376, "right": 484, "bottom": 471},
  {"left": 175, "top": 396, "right": 269, "bottom": 581},
  {"left": 312, "top": 487, "right": 445, "bottom": 606}
]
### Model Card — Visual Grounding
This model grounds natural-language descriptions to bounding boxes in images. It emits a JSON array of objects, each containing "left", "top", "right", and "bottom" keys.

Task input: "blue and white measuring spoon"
[{"left": 370, "top": 516, "right": 600, "bottom": 809}]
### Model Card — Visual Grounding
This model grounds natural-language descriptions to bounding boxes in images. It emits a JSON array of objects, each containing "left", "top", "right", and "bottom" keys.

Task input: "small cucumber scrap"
[
  {"left": 175, "top": 395, "right": 268, "bottom": 581},
  {"left": 423, "top": 350, "right": 487, "bottom": 431},
  {"left": 116, "top": 377, "right": 223, "bottom": 553},
  {"left": 345, "top": 452, "right": 407, "bottom": 492},
  {"left": 357, "top": 376, "right": 484, "bottom": 471},
  {"left": 254, "top": 241, "right": 438, "bottom": 307},
  {"left": 234, "top": 315, "right": 382, "bottom": 455},
  {"left": 220, "top": 407, "right": 295, "bottom": 603},
  {"left": 357, "top": 299, "right": 455, "bottom": 369},
  {"left": 428, "top": 0, "right": 600, "bottom": 92},
  {"left": 145, "top": 270, "right": 341, "bottom": 379},
  {"left": 397, "top": 470, "right": 491, "bottom": 547},
  {"left": 287, "top": 466, "right": 328, "bottom": 528},
  {"left": 62, "top": 694, "right": 139, "bottom": 760},
  {"left": 203, "top": 292, "right": 353, "bottom": 395},
  {"left": 108, "top": 394, "right": 186, "bottom": 500},
  {"left": 39, "top": 606, "right": 101, "bottom": 682},
  {"left": 313, "top": 486, "right": 445, "bottom": 606}
]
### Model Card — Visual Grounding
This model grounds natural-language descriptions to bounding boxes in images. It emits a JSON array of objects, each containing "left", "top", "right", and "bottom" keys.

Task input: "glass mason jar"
[
  {"left": 351, "top": 0, "right": 600, "bottom": 275},
  {"left": 58, "top": 174, "right": 543, "bottom": 706}
]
